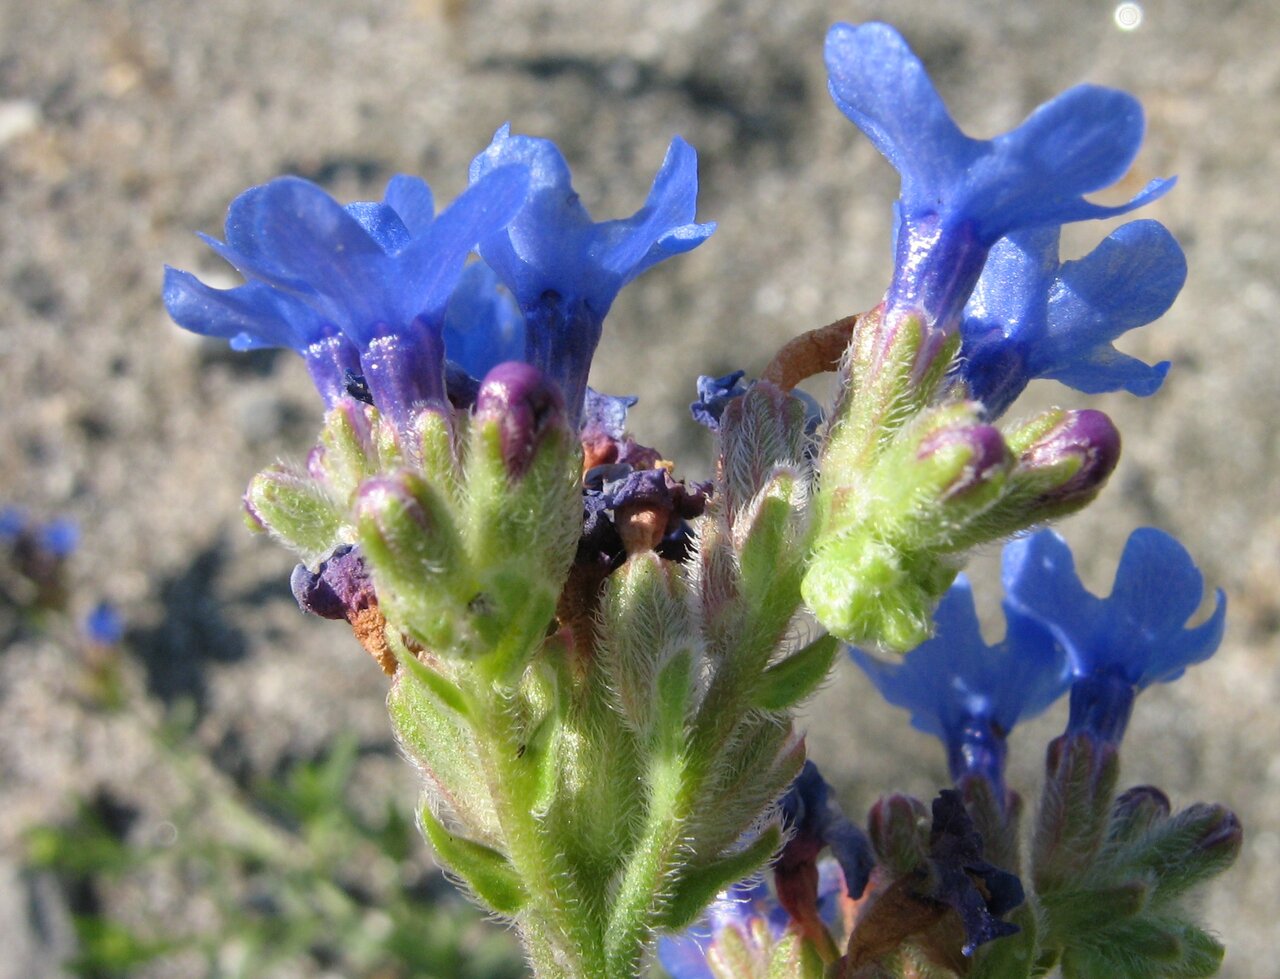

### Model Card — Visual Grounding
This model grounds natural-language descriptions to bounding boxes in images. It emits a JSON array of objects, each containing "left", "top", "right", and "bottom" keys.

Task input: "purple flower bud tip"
[
  {"left": 356, "top": 474, "right": 430, "bottom": 529},
  {"left": 1023, "top": 408, "right": 1121, "bottom": 500},
  {"left": 1192, "top": 805, "right": 1243, "bottom": 855},
  {"left": 475, "top": 361, "right": 567, "bottom": 478},
  {"left": 919, "top": 423, "right": 1009, "bottom": 497},
  {"left": 1113, "top": 785, "right": 1172, "bottom": 823}
]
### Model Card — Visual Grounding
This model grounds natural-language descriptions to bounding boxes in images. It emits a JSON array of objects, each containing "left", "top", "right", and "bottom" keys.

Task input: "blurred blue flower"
[
  {"left": 471, "top": 126, "right": 716, "bottom": 424},
  {"left": 38, "top": 517, "right": 80, "bottom": 558},
  {"left": 824, "top": 21, "right": 1171, "bottom": 357},
  {"left": 441, "top": 261, "right": 526, "bottom": 384},
  {"left": 0, "top": 506, "right": 27, "bottom": 542},
  {"left": 1002, "top": 528, "right": 1226, "bottom": 744},
  {"left": 850, "top": 575, "right": 1069, "bottom": 796},
  {"left": 164, "top": 167, "right": 529, "bottom": 429},
  {"left": 960, "top": 221, "right": 1185, "bottom": 417},
  {"left": 84, "top": 601, "right": 124, "bottom": 645}
]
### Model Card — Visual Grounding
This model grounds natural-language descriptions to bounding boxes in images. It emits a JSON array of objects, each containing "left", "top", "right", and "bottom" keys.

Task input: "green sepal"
[
  {"left": 767, "top": 932, "right": 828, "bottom": 979},
  {"left": 970, "top": 905, "right": 1040, "bottom": 979},
  {"left": 1040, "top": 879, "right": 1152, "bottom": 935},
  {"left": 418, "top": 804, "right": 526, "bottom": 914},
  {"left": 597, "top": 553, "right": 698, "bottom": 736},
  {"left": 1059, "top": 917, "right": 1224, "bottom": 978},
  {"left": 387, "top": 671, "right": 498, "bottom": 842},
  {"left": 802, "top": 535, "right": 958, "bottom": 651},
  {"left": 246, "top": 464, "right": 345, "bottom": 565},
  {"left": 317, "top": 399, "right": 378, "bottom": 504},
  {"left": 1032, "top": 734, "right": 1120, "bottom": 894},
  {"left": 737, "top": 468, "right": 809, "bottom": 647},
  {"left": 717, "top": 381, "right": 810, "bottom": 517},
  {"left": 415, "top": 405, "right": 462, "bottom": 499},
  {"left": 357, "top": 469, "right": 472, "bottom": 653},
  {"left": 709, "top": 925, "right": 766, "bottom": 979},
  {"left": 1105, "top": 803, "right": 1242, "bottom": 904},
  {"left": 389, "top": 629, "right": 470, "bottom": 720},
  {"left": 659, "top": 824, "right": 783, "bottom": 932},
  {"left": 752, "top": 634, "right": 839, "bottom": 712}
]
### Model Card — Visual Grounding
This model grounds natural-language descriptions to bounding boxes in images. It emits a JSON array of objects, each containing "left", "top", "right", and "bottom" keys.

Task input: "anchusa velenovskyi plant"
[{"left": 165, "top": 19, "right": 1239, "bottom": 979}]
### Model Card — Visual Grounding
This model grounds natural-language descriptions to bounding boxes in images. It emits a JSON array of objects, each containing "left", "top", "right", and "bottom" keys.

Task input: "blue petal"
[
  {"left": 1003, "top": 528, "right": 1225, "bottom": 689},
  {"left": 851, "top": 575, "right": 1069, "bottom": 741},
  {"left": 824, "top": 22, "right": 975, "bottom": 200},
  {"left": 163, "top": 266, "right": 327, "bottom": 351},
  {"left": 383, "top": 174, "right": 435, "bottom": 235},
  {"left": 442, "top": 262, "right": 526, "bottom": 379},
  {"left": 595, "top": 136, "right": 716, "bottom": 286},
  {"left": 398, "top": 164, "right": 531, "bottom": 329},
  {"left": 237, "top": 177, "right": 400, "bottom": 341},
  {"left": 1041, "top": 219, "right": 1184, "bottom": 394},
  {"left": 964, "top": 86, "right": 1153, "bottom": 239},
  {"left": 344, "top": 201, "right": 412, "bottom": 251}
]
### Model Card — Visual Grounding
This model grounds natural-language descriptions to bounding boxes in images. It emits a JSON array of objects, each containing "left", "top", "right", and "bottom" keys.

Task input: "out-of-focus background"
[{"left": 1, "top": 0, "right": 1275, "bottom": 975}]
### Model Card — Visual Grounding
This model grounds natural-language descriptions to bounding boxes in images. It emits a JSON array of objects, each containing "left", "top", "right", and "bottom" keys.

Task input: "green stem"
[{"left": 469, "top": 681, "right": 608, "bottom": 978}]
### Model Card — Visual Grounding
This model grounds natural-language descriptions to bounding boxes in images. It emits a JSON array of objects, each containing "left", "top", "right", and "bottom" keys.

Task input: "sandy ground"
[{"left": 0, "top": 0, "right": 1275, "bottom": 975}]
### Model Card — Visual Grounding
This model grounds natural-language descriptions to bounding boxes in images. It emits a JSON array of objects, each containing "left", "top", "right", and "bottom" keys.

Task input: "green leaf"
[
  {"left": 660, "top": 825, "right": 782, "bottom": 932},
  {"left": 752, "top": 634, "right": 839, "bottom": 712},
  {"left": 419, "top": 805, "right": 526, "bottom": 915}
]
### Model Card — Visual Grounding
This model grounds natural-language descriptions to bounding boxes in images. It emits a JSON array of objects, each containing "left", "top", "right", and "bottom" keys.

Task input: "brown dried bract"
[
  {"left": 349, "top": 603, "right": 398, "bottom": 676},
  {"left": 762, "top": 312, "right": 863, "bottom": 391}
]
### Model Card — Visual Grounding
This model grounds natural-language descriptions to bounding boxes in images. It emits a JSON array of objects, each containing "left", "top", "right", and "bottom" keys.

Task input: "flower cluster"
[
  {"left": 165, "top": 18, "right": 1237, "bottom": 979},
  {"left": 166, "top": 128, "right": 714, "bottom": 433}
]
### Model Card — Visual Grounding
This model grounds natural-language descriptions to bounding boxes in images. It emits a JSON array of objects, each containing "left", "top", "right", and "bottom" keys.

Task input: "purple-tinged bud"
[
  {"left": 1195, "top": 807, "right": 1244, "bottom": 861},
  {"left": 1020, "top": 408, "right": 1121, "bottom": 505},
  {"left": 1110, "top": 786, "right": 1172, "bottom": 843},
  {"left": 474, "top": 361, "right": 568, "bottom": 479},
  {"left": 290, "top": 544, "right": 376, "bottom": 621},
  {"left": 868, "top": 793, "right": 929, "bottom": 875},
  {"left": 919, "top": 422, "right": 1010, "bottom": 499}
]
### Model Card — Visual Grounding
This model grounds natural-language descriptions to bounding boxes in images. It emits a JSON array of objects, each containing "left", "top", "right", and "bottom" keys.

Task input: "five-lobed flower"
[
  {"left": 470, "top": 125, "right": 716, "bottom": 425},
  {"left": 1002, "top": 528, "right": 1225, "bottom": 746},
  {"left": 824, "top": 21, "right": 1173, "bottom": 375},
  {"left": 851, "top": 574, "right": 1070, "bottom": 802}
]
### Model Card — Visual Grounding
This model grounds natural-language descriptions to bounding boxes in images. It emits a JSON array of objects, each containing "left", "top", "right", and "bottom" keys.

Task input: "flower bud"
[
  {"left": 1017, "top": 408, "right": 1121, "bottom": 508},
  {"left": 917, "top": 421, "right": 1009, "bottom": 500},
  {"left": 474, "top": 361, "right": 568, "bottom": 480},
  {"left": 867, "top": 793, "right": 929, "bottom": 875}
]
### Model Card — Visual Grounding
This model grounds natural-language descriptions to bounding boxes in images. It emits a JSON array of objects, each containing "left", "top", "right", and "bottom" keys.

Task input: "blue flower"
[
  {"left": 470, "top": 126, "right": 716, "bottom": 424},
  {"left": 960, "top": 221, "right": 1186, "bottom": 417},
  {"left": 824, "top": 22, "right": 1172, "bottom": 355},
  {"left": 165, "top": 167, "right": 529, "bottom": 431},
  {"left": 38, "top": 517, "right": 80, "bottom": 558},
  {"left": 850, "top": 575, "right": 1069, "bottom": 796},
  {"left": 84, "top": 601, "right": 124, "bottom": 646},
  {"left": 1002, "top": 528, "right": 1226, "bottom": 744}
]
